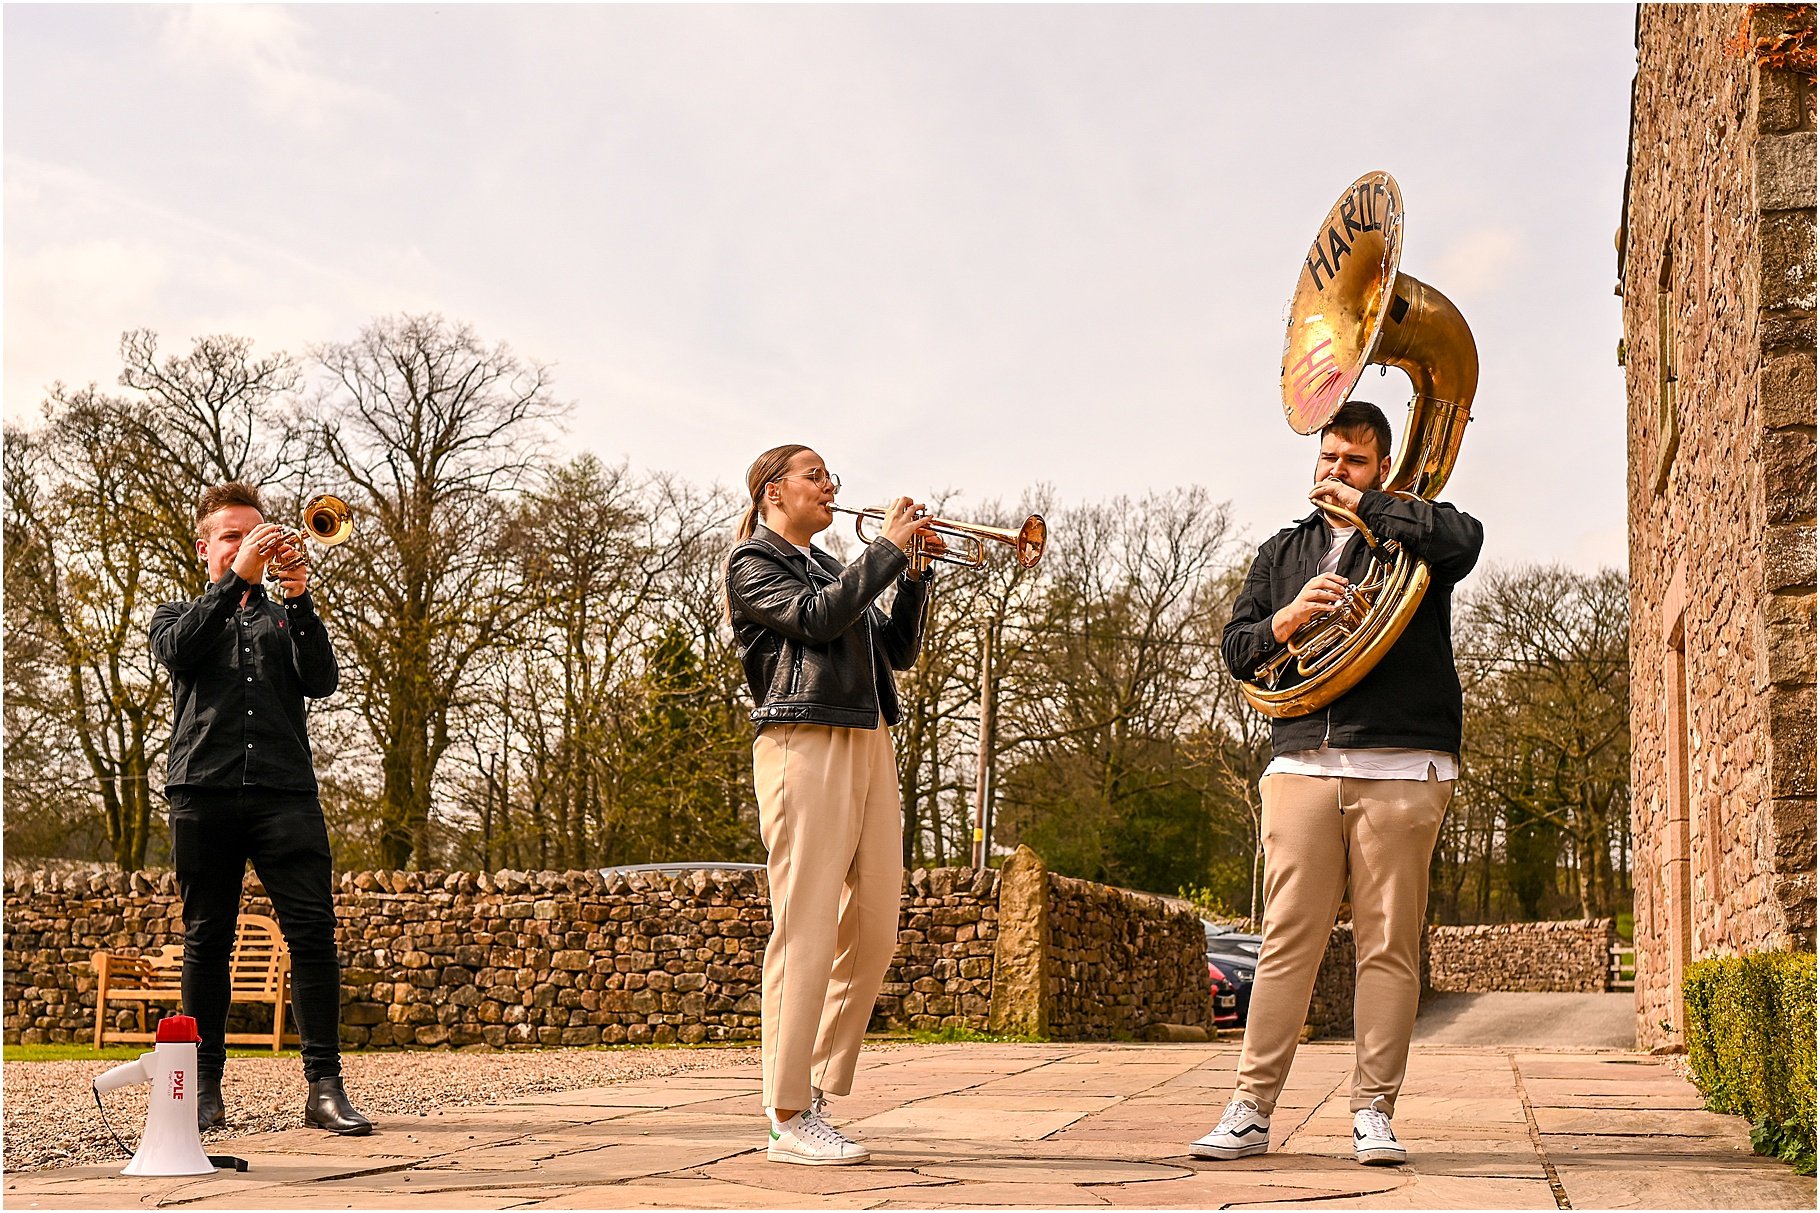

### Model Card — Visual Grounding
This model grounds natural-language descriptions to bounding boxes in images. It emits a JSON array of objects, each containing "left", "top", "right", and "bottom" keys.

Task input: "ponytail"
[{"left": 724, "top": 443, "right": 812, "bottom": 624}]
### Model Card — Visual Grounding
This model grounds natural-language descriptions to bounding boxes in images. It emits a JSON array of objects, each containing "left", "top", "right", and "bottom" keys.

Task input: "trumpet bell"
[
  {"left": 1010, "top": 515, "right": 1046, "bottom": 569},
  {"left": 300, "top": 494, "right": 353, "bottom": 547}
]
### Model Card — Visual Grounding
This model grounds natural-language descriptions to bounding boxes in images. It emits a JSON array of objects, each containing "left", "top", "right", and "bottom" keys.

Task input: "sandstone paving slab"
[
  {"left": 1318, "top": 1095, "right": 1529, "bottom": 1124},
  {"left": 1553, "top": 1160, "right": 1817, "bottom": 1209},
  {"left": 1538, "top": 1132, "right": 1769, "bottom": 1167},
  {"left": 1510, "top": 1055, "right": 1673, "bottom": 1081},
  {"left": 1087, "top": 1178, "right": 1389, "bottom": 1208},
  {"left": 533, "top": 1177, "right": 881, "bottom": 1209},
  {"left": 851, "top": 1096, "right": 1112, "bottom": 1141},
  {"left": 915, "top": 1157, "right": 1193, "bottom": 1184},
  {"left": 1532, "top": 1106, "right": 1749, "bottom": 1137},
  {"left": 695, "top": 1153, "right": 951, "bottom": 1193},
  {"left": 1275, "top": 1135, "right": 1545, "bottom": 1179},
  {"left": 864, "top": 1180, "right": 1112, "bottom": 1206},
  {"left": 303, "top": 1139, "right": 753, "bottom": 1193},
  {"left": 1523, "top": 1089, "right": 1708, "bottom": 1111},
  {"left": 1231, "top": 1174, "right": 1558, "bottom": 1209},
  {"left": 177, "top": 1185, "right": 573, "bottom": 1209}
]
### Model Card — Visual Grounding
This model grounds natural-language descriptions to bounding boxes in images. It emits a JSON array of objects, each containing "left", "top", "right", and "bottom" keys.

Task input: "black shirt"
[
  {"left": 150, "top": 570, "right": 339, "bottom": 795},
  {"left": 1222, "top": 489, "right": 1484, "bottom": 757}
]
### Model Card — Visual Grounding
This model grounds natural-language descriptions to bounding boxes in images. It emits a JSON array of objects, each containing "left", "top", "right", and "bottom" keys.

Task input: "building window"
[
  {"left": 1664, "top": 607, "right": 1693, "bottom": 1038},
  {"left": 1652, "top": 241, "right": 1680, "bottom": 493}
]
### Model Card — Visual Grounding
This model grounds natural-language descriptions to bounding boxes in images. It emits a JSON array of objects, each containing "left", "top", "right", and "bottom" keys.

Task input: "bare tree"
[
  {"left": 308, "top": 314, "right": 564, "bottom": 869},
  {"left": 3, "top": 333, "right": 297, "bottom": 869}
]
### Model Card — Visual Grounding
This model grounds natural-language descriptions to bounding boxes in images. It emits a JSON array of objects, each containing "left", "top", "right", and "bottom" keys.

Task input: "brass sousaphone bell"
[{"left": 1243, "top": 171, "right": 1479, "bottom": 718}]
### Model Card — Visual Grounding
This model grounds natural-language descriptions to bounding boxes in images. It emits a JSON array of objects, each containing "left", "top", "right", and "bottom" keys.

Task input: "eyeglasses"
[{"left": 777, "top": 469, "right": 841, "bottom": 491}]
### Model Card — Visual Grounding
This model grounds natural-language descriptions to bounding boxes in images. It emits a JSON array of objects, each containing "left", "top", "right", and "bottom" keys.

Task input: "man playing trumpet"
[
  {"left": 1193, "top": 401, "right": 1482, "bottom": 1166},
  {"left": 150, "top": 482, "right": 371, "bottom": 1135}
]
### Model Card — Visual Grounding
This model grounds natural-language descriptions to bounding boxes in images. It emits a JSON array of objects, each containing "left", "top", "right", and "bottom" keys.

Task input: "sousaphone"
[{"left": 1242, "top": 171, "right": 1479, "bottom": 718}]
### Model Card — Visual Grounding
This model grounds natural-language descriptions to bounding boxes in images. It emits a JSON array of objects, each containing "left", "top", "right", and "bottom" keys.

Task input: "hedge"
[{"left": 1684, "top": 950, "right": 1817, "bottom": 1175}]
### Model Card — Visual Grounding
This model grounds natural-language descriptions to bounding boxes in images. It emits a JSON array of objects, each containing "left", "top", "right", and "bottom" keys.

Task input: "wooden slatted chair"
[{"left": 92, "top": 913, "right": 294, "bottom": 1050}]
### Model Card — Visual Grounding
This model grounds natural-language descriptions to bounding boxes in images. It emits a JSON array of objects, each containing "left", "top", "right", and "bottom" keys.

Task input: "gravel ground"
[{"left": 4, "top": 1044, "right": 763, "bottom": 1174}]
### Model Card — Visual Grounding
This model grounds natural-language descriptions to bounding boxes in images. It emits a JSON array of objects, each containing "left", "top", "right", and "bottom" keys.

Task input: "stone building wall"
[
  {"left": 1427, "top": 920, "right": 1615, "bottom": 994},
  {"left": 1621, "top": 2, "right": 1816, "bottom": 1050}
]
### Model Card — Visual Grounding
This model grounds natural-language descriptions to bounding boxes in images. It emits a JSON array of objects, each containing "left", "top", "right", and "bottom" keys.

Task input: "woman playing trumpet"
[{"left": 724, "top": 444, "right": 940, "bottom": 1165}]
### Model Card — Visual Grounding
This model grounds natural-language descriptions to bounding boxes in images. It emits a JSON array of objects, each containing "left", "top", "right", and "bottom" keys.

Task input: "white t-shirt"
[{"left": 1264, "top": 520, "right": 1457, "bottom": 782}]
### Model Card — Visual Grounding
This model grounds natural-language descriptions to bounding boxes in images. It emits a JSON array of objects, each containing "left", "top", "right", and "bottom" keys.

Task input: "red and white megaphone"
[{"left": 93, "top": 1014, "right": 216, "bottom": 1176}]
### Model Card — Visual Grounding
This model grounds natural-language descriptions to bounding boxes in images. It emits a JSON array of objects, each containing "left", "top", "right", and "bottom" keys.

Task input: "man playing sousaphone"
[{"left": 1191, "top": 173, "right": 1484, "bottom": 1167}]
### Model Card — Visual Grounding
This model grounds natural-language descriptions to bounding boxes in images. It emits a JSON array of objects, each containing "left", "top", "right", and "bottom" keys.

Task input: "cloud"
[
  {"left": 156, "top": 5, "right": 385, "bottom": 132},
  {"left": 1433, "top": 226, "right": 1525, "bottom": 297}
]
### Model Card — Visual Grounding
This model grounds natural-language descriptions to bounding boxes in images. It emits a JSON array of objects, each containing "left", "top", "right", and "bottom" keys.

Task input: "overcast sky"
[{"left": 5, "top": 3, "right": 1638, "bottom": 576}]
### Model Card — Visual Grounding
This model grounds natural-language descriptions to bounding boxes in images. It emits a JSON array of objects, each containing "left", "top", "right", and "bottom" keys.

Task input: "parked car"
[
  {"left": 1204, "top": 920, "right": 1262, "bottom": 1026},
  {"left": 1207, "top": 958, "right": 1241, "bottom": 1030}
]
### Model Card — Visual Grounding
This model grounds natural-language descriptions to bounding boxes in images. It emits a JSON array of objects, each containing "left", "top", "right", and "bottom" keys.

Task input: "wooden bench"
[{"left": 92, "top": 913, "right": 294, "bottom": 1050}]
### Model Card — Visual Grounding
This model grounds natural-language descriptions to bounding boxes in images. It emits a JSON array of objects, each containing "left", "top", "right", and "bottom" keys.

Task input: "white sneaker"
[
  {"left": 766, "top": 1109, "right": 870, "bottom": 1165},
  {"left": 1352, "top": 1098, "right": 1406, "bottom": 1165},
  {"left": 1190, "top": 1097, "right": 1270, "bottom": 1160}
]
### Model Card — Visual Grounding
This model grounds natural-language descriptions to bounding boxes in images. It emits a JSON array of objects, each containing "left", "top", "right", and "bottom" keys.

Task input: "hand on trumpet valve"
[
  {"left": 880, "top": 497, "right": 935, "bottom": 552},
  {"left": 230, "top": 522, "right": 287, "bottom": 583}
]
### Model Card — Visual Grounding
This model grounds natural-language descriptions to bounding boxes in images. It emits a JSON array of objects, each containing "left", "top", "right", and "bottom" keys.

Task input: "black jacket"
[
  {"left": 1222, "top": 489, "right": 1483, "bottom": 757},
  {"left": 726, "top": 525, "right": 933, "bottom": 729},
  {"left": 151, "top": 571, "right": 339, "bottom": 794}
]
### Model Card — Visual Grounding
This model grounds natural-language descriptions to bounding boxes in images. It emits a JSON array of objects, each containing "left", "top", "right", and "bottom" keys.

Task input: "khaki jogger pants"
[
  {"left": 754, "top": 720, "right": 904, "bottom": 1111},
  {"left": 1234, "top": 771, "right": 1452, "bottom": 1116}
]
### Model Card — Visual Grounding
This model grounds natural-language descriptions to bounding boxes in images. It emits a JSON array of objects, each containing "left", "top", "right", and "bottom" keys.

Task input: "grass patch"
[{"left": 1615, "top": 910, "right": 1634, "bottom": 942}]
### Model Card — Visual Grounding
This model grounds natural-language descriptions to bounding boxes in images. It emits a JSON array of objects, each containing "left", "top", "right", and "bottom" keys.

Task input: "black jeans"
[{"left": 168, "top": 787, "right": 342, "bottom": 1082}]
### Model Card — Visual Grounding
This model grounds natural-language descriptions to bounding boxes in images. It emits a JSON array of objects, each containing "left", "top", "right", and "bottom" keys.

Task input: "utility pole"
[{"left": 971, "top": 625, "right": 996, "bottom": 870}]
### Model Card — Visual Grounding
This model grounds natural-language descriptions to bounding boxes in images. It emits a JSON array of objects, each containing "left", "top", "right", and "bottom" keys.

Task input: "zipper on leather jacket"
[{"left": 789, "top": 649, "right": 803, "bottom": 695}]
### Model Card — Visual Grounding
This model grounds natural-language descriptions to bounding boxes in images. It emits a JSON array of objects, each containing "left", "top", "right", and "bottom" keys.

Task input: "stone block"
[
  {"left": 1764, "top": 525, "right": 1817, "bottom": 592},
  {"left": 1761, "top": 210, "right": 1817, "bottom": 314},
  {"left": 1762, "top": 429, "right": 1817, "bottom": 526},
  {"left": 1760, "top": 352, "right": 1817, "bottom": 430},
  {"left": 1756, "top": 131, "right": 1816, "bottom": 211},
  {"left": 988, "top": 846, "right": 1050, "bottom": 1037},
  {"left": 1767, "top": 685, "right": 1817, "bottom": 796}
]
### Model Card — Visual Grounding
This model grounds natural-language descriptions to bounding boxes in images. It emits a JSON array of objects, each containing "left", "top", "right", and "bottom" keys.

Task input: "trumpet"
[
  {"left": 831, "top": 504, "right": 1046, "bottom": 570},
  {"left": 265, "top": 493, "right": 355, "bottom": 582}
]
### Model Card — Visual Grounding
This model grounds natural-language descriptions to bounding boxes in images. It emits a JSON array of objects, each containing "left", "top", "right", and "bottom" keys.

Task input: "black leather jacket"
[
  {"left": 1222, "top": 489, "right": 1484, "bottom": 757},
  {"left": 726, "top": 525, "right": 934, "bottom": 729}
]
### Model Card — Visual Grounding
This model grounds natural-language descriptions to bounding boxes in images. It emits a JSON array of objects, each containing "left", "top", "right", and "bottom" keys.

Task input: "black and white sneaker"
[
  {"left": 1352, "top": 1097, "right": 1406, "bottom": 1165},
  {"left": 1190, "top": 1097, "right": 1271, "bottom": 1159}
]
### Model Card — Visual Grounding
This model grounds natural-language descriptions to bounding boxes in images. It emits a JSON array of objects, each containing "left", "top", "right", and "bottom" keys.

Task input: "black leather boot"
[
  {"left": 196, "top": 1074, "right": 226, "bottom": 1131},
  {"left": 304, "top": 1076, "right": 373, "bottom": 1135}
]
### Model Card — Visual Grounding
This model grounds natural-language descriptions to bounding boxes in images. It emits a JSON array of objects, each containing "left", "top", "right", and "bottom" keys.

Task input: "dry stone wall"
[
  {"left": 6, "top": 860, "right": 1221, "bottom": 1047},
  {"left": 1427, "top": 920, "right": 1615, "bottom": 994},
  {"left": 1045, "top": 872, "right": 1213, "bottom": 1039}
]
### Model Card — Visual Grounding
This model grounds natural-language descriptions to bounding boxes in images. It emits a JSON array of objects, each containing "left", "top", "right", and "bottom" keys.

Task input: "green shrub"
[{"left": 1684, "top": 951, "right": 1817, "bottom": 1175}]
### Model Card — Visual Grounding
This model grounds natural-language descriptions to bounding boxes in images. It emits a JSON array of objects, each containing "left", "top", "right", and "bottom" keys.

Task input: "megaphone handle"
[
  {"left": 92, "top": 1086, "right": 136, "bottom": 1159},
  {"left": 209, "top": 1155, "right": 249, "bottom": 1172}
]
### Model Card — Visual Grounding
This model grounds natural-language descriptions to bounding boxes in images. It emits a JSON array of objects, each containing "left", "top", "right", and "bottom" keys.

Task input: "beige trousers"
[
  {"left": 1234, "top": 771, "right": 1452, "bottom": 1116},
  {"left": 754, "top": 720, "right": 904, "bottom": 1111}
]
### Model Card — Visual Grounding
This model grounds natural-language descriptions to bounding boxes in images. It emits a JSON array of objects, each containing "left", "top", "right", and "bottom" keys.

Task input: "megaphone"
[{"left": 93, "top": 1014, "right": 217, "bottom": 1176}]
